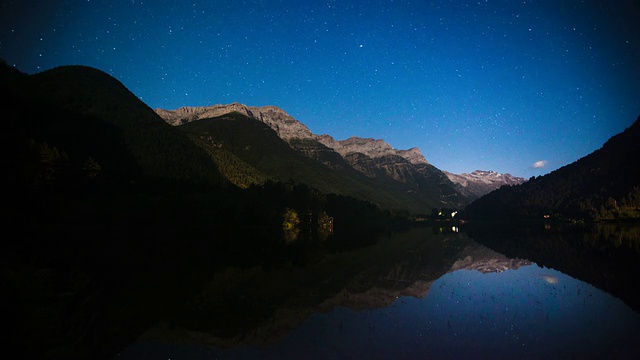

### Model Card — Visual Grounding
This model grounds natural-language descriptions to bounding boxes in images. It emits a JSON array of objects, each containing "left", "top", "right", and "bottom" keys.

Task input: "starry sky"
[{"left": 2, "top": 1, "right": 639, "bottom": 178}]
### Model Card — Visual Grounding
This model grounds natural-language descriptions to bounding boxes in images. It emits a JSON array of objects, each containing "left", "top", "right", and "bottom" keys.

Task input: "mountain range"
[
  {"left": 157, "top": 98, "right": 640, "bottom": 222},
  {"left": 3, "top": 61, "right": 640, "bottom": 360},
  {"left": 3, "top": 62, "right": 509, "bottom": 359},
  {"left": 4, "top": 61, "right": 636, "bottom": 221},
  {"left": 155, "top": 102, "right": 524, "bottom": 212}
]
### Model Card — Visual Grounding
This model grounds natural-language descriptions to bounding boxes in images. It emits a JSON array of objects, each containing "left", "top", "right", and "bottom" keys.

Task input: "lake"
[{"left": 115, "top": 224, "right": 640, "bottom": 359}]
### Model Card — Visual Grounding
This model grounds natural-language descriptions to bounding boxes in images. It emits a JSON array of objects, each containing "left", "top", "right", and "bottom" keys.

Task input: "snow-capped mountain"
[{"left": 444, "top": 170, "right": 527, "bottom": 200}]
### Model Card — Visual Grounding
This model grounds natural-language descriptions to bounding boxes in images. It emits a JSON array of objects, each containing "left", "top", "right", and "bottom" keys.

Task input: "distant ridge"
[{"left": 444, "top": 170, "right": 527, "bottom": 201}]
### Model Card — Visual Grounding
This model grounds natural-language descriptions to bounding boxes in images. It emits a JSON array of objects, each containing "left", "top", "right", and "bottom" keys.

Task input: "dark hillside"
[
  {"left": 0, "top": 62, "right": 406, "bottom": 360},
  {"left": 12, "top": 65, "right": 225, "bottom": 187},
  {"left": 179, "top": 112, "right": 437, "bottom": 213},
  {"left": 464, "top": 117, "right": 640, "bottom": 221}
]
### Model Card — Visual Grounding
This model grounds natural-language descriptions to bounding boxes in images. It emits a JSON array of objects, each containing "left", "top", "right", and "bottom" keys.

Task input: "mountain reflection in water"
[{"left": 117, "top": 227, "right": 640, "bottom": 359}]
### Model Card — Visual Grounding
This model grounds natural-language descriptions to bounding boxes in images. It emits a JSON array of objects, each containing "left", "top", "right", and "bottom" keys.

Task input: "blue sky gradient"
[{"left": 2, "top": 0, "right": 639, "bottom": 177}]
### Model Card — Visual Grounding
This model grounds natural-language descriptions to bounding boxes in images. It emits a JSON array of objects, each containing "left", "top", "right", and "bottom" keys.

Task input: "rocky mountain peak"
[
  {"left": 155, "top": 102, "right": 252, "bottom": 125},
  {"left": 398, "top": 147, "right": 428, "bottom": 165},
  {"left": 340, "top": 137, "right": 393, "bottom": 157},
  {"left": 156, "top": 102, "right": 430, "bottom": 165},
  {"left": 155, "top": 102, "right": 314, "bottom": 140},
  {"left": 247, "top": 105, "right": 314, "bottom": 140},
  {"left": 469, "top": 170, "right": 525, "bottom": 185},
  {"left": 444, "top": 170, "right": 527, "bottom": 200},
  {"left": 316, "top": 135, "right": 428, "bottom": 165}
]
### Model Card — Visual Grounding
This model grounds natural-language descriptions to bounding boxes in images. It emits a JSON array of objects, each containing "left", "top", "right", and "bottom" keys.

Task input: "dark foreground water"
[{"left": 117, "top": 260, "right": 640, "bottom": 359}]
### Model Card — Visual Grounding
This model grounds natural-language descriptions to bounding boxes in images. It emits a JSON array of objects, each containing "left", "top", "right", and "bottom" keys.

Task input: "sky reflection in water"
[{"left": 120, "top": 264, "right": 640, "bottom": 359}]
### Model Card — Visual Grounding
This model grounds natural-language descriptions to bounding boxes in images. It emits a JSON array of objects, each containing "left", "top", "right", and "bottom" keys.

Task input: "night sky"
[{"left": 2, "top": 1, "right": 639, "bottom": 178}]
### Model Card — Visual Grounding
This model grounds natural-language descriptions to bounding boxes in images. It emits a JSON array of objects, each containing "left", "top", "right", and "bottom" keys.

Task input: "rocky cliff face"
[
  {"left": 316, "top": 135, "right": 428, "bottom": 165},
  {"left": 158, "top": 103, "right": 428, "bottom": 164},
  {"left": 155, "top": 102, "right": 253, "bottom": 125},
  {"left": 155, "top": 102, "right": 314, "bottom": 140},
  {"left": 314, "top": 134, "right": 436, "bottom": 186},
  {"left": 156, "top": 104, "right": 428, "bottom": 166},
  {"left": 444, "top": 170, "right": 527, "bottom": 200},
  {"left": 248, "top": 105, "right": 314, "bottom": 140},
  {"left": 155, "top": 102, "right": 469, "bottom": 208},
  {"left": 312, "top": 134, "right": 462, "bottom": 202}
]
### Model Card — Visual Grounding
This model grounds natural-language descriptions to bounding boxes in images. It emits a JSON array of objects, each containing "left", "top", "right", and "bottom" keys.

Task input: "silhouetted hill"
[
  {"left": 464, "top": 117, "right": 640, "bottom": 221},
  {"left": 6, "top": 64, "right": 225, "bottom": 188}
]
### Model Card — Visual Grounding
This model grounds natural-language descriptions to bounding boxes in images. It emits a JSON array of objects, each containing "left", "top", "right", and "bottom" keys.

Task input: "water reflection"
[
  {"left": 273, "top": 265, "right": 640, "bottom": 360},
  {"left": 467, "top": 222, "right": 640, "bottom": 313},
  {"left": 119, "top": 264, "right": 640, "bottom": 359},
  {"left": 117, "top": 228, "right": 640, "bottom": 359}
]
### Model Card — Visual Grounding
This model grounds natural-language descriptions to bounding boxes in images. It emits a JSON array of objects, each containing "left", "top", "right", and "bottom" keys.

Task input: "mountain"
[
  {"left": 3, "top": 64, "right": 225, "bottom": 190},
  {"left": 1, "top": 63, "right": 247, "bottom": 360},
  {"left": 156, "top": 102, "right": 314, "bottom": 139},
  {"left": 314, "top": 134, "right": 465, "bottom": 206},
  {"left": 444, "top": 170, "right": 527, "bottom": 201},
  {"left": 156, "top": 103, "right": 468, "bottom": 212},
  {"left": 5, "top": 61, "right": 639, "bottom": 360},
  {"left": 464, "top": 117, "right": 640, "bottom": 221},
  {"left": 176, "top": 111, "right": 412, "bottom": 208},
  {"left": 2, "top": 62, "right": 409, "bottom": 360},
  {"left": 314, "top": 134, "right": 427, "bottom": 165},
  {"left": 156, "top": 103, "right": 423, "bottom": 163}
]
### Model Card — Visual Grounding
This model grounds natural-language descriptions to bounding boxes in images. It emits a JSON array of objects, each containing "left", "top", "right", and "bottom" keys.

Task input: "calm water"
[{"left": 116, "top": 226, "right": 640, "bottom": 359}]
